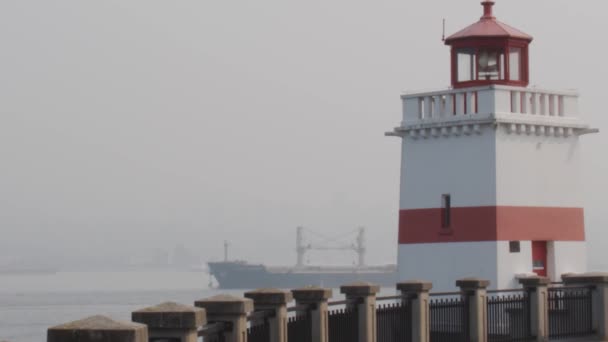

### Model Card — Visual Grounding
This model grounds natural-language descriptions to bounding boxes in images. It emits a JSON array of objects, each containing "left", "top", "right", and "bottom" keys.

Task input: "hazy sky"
[{"left": 1, "top": 0, "right": 606, "bottom": 268}]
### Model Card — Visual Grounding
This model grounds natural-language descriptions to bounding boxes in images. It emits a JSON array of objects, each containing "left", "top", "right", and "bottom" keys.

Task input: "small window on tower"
[
  {"left": 441, "top": 194, "right": 451, "bottom": 228},
  {"left": 509, "top": 241, "right": 521, "bottom": 253}
]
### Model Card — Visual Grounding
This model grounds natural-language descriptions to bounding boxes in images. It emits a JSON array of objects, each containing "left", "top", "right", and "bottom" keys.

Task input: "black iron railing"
[
  {"left": 548, "top": 286, "right": 594, "bottom": 339},
  {"left": 247, "top": 310, "right": 273, "bottom": 342},
  {"left": 328, "top": 306, "right": 358, "bottom": 342},
  {"left": 288, "top": 312, "right": 312, "bottom": 342},
  {"left": 199, "top": 322, "right": 229, "bottom": 342},
  {"left": 486, "top": 290, "right": 533, "bottom": 342},
  {"left": 376, "top": 300, "right": 412, "bottom": 342},
  {"left": 429, "top": 294, "right": 469, "bottom": 342}
]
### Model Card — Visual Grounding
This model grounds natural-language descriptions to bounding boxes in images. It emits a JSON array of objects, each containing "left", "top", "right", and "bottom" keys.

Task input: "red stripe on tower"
[{"left": 398, "top": 206, "right": 585, "bottom": 244}]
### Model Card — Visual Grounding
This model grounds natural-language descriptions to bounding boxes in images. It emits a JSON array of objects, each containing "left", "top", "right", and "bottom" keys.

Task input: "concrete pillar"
[
  {"left": 340, "top": 282, "right": 380, "bottom": 342},
  {"left": 397, "top": 280, "right": 433, "bottom": 342},
  {"left": 456, "top": 278, "right": 490, "bottom": 342},
  {"left": 245, "top": 289, "right": 293, "bottom": 342},
  {"left": 195, "top": 295, "right": 254, "bottom": 342},
  {"left": 519, "top": 276, "right": 550, "bottom": 342},
  {"left": 292, "top": 286, "right": 333, "bottom": 342},
  {"left": 562, "top": 273, "right": 608, "bottom": 341},
  {"left": 132, "top": 302, "right": 206, "bottom": 342},
  {"left": 47, "top": 315, "right": 148, "bottom": 342}
]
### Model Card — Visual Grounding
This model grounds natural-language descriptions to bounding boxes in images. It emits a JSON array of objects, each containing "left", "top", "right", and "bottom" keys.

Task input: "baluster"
[
  {"left": 521, "top": 92, "right": 529, "bottom": 114},
  {"left": 455, "top": 93, "right": 465, "bottom": 115},
  {"left": 445, "top": 93, "right": 454, "bottom": 116},
  {"left": 466, "top": 92, "right": 476, "bottom": 115},
  {"left": 424, "top": 97, "right": 432, "bottom": 119},
  {"left": 539, "top": 94, "right": 547, "bottom": 115},
  {"left": 530, "top": 93, "right": 537, "bottom": 114},
  {"left": 434, "top": 95, "right": 444, "bottom": 117},
  {"left": 511, "top": 91, "right": 520, "bottom": 113}
]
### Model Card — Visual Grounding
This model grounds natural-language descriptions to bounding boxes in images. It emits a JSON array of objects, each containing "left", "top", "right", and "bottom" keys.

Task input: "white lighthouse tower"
[{"left": 388, "top": 1, "right": 598, "bottom": 290}]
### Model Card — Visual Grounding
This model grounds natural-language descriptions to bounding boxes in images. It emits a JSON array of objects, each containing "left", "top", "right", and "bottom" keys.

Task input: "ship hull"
[{"left": 208, "top": 262, "right": 397, "bottom": 289}]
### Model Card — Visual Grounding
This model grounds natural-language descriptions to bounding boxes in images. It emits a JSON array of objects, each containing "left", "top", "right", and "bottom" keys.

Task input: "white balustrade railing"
[{"left": 401, "top": 85, "right": 578, "bottom": 125}]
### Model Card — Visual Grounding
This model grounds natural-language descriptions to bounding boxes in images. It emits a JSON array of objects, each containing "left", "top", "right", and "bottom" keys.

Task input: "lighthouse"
[{"left": 388, "top": 1, "right": 598, "bottom": 290}]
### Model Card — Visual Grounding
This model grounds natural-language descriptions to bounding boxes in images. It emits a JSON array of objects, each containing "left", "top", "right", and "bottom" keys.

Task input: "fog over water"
[{"left": 0, "top": 0, "right": 607, "bottom": 272}]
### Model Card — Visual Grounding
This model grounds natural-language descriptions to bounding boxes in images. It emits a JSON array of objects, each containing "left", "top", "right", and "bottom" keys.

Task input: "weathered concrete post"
[
  {"left": 132, "top": 302, "right": 206, "bottom": 342},
  {"left": 47, "top": 315, "right": 148, "bottom": 342},
  {"left": 195, "top": 295, "right": 254, "bottom": 342},
  {"left": 245, "top": 289, "right": 293, "bottom": 342},
  {"left": 397, "top": 280, "right": 432, "bottom": 342},
  {"left": 562, "top": 272, "right": 608, "bottom": 341},
  {"left": 292, "top": 286, "right": 333, "bottom": 342},
  {"left": 340, "top": 282, "right": 380, "bottom": 342},
  {"left": 518, "top": 276, "right": 550, "bottom": 342},
  {"left": 456, "top": 278, "right": 490, "bottom": 342}
]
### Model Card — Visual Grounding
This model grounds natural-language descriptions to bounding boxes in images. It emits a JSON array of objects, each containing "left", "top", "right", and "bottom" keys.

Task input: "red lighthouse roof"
[{"left": 445, "top": 1, "right": 532, "bottom": 43}]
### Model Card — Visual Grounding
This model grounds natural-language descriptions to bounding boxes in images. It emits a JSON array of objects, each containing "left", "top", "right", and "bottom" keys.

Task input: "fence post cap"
[
  {"left": 195, "top": 295, "right": 253, "bottom": 315},
  {"left": 291, "top": 286, "right": 333, "bottom": 302},
  {"left": 340, "top": 282, "right": 380, "bottom": 296},
  {"left": 456, "top": 278, "right": 490, "bottom": 289},
  {"left": 132, "top": 302, "right": 206, "bottom": 329},
  {"left": 518, "top": 276, "right": 550, "bottom": 287},
  {"left": 47, "top": 315, "right": 148, "bottom": 342},
  {"left": 396, "top": 280, "right": 433, "bottom": 292},
  {"left": 562, "top": 272, "right": 608, "bottom": 284},
  {"left": 245, "top": 288, "right": 293, "bottom": 305}
]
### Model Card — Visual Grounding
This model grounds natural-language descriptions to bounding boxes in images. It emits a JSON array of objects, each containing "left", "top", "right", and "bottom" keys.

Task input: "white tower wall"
[{"left": 391, "top": 85, "right": 593, "bottom": 290}]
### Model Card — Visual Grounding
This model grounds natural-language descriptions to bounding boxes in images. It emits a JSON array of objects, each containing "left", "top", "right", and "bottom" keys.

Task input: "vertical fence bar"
[
  {"left": 288, "top": 311, "right": 311, "bottom": 342},
  {"left": 562, "top": 273, "right": 608, "bottom": 340}
]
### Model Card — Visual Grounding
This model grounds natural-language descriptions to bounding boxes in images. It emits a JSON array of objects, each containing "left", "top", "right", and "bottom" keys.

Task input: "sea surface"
[
  {"left": 0, "top": 270, "right": 244, "bottom": 342},
  {"left": 0, "top": 270, "right": 391, "bottom": 342}
]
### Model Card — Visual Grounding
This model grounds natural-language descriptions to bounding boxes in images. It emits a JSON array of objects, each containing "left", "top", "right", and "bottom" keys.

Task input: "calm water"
[
  {"left": 0, "top": 270, "right": 399, "bottom": 342},
  {"left": 0, "top": 271, "right": 242, "bottom": 342}
]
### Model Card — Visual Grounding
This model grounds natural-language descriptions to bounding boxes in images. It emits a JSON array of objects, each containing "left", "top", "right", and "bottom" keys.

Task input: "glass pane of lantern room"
[
  {"left": 509, "top": 48, "right": 522, "bottom": 81},
  {"left": 457, "top": 49, "right": 476, "bottom": 82},
  {"left": 478, "top": 49, "right": 501, "bottom": 80}
]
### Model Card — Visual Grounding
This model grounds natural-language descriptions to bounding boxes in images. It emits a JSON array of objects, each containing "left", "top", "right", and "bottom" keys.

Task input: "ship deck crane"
[{"left": 296, "top": 226, "right": 366, "bottom": 268}]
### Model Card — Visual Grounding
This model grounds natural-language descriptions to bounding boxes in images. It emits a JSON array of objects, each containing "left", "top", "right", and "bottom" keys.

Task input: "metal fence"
[
  {"left": 288, "top": 312, "right": 312, "bottom": 342},
  {"left": 487, "top": 290, "right": 533, "bottom": 342},
  {"left": 198, "top": 322, "right": 228, "bottom": 342},
  {"left": 247, "top": 311, "right": 271, "bottom": 342},
  {"left": 376, "top": 300, "right": 412, "bottom": 342},
  {"left": 328, "top": 306, "right": 358, "bottom": 342},
  {"left": 548, "top": 286, "right": 594, "bottom": 339},
  {"left": 429, "top": 294, "right": 469, "bottom": 342}
]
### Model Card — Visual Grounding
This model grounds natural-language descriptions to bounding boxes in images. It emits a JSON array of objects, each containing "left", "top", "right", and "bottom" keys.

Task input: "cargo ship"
[{"left": 207, "top": 227, "right": 397, "bottom": 289}]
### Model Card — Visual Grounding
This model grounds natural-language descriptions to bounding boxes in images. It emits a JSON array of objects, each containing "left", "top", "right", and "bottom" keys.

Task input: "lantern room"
[{"left": 445, "top": 1, "right": 532, "bottom": 89}]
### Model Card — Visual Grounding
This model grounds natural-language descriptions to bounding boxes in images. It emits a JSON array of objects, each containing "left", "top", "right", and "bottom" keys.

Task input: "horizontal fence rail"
[
  {"left": 429, "top": 294, "right": 468, "bottom": 342},
  {"left": 247, "top": 310, "right": 273, "bottom": 342},
  {"left": 199, "top": 322, "right": 230, "bottom": 342},
  {"left": 328, "top": 307, "right": 358, "bottom": 342},
  {"left": 377, "top": 301, "right": 412, "bottom": 342},
  {"left": 487, "top": 291, "right": 533, "bottom": 342},
  {"left": 548, "top": 286, "right": 594, "bottom": 339}
]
